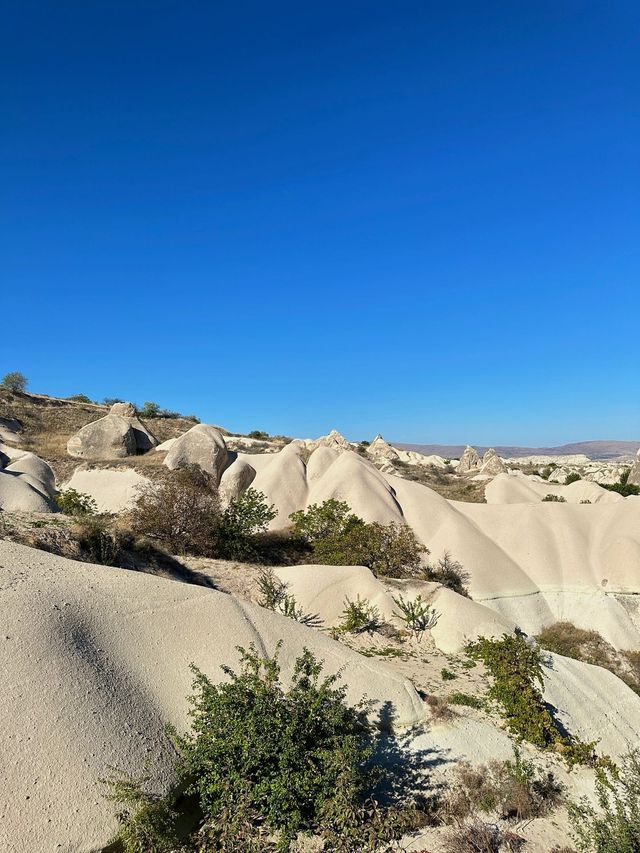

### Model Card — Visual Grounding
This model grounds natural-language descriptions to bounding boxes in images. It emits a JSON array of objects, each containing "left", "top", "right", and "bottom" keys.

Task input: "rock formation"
[
  {"left": 366, "top": 433, "right": 400, "bottom": 462},
  {"left": 457, "top": 445, "right": 481, "bottom": 473},
  {"left": 480, "top": 448, "right": 506, "bottom": 475},
  {"left": 218, "top": 457, "right": 257, "bottom": 504},
  {"left": 164, "top": 423, "right": 229, "bottom": 485},
  {"left": 67, "top": 403, "right": 158, "bottom": 459},
  {"left": 628, "top": 449, "right": 640, "bottom": 486}
]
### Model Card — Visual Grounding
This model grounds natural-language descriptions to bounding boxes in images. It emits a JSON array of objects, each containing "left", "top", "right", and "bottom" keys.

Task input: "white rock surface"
[
  {"left": 164, "top": 424, "right": 229, "bottom": 485},
  {"left": 63, "top": 466, "right": 152, "bottom": 513},
  {"left": 0, "top": 541, "right": 425, "bottom": 852},
  {"left": 218, "top": 457, "right": 256, "bottom": 504}
]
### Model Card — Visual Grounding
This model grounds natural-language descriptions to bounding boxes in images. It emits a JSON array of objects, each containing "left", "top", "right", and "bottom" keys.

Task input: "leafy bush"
[
  {"left": 215, "top": 488, "right": 277, "bottom": 560},
  {"left": 103, "top": 771, "right": 180, "bottom": 853},
  {"left": 392, "top": 593, "right": 438, "bottom": 640},
  {"left": 542, "top": 494, "right": 567, "bottom": 502},
  {"left": 170, "top": 645, "right": 410, "bottom": 850},
  {"left": 565, "top": 472, "right": 581, "bottom": 485},
  {"left": 441, "top": 668, "right": 457, "bottom": 681},
  {"left": 290, "top": 500, "right": 426, "bottom": 578},
  {"left": 290, "top": 499, "right": 362, "bottom": 543},
  {"left": 467, "top": 633, "right": 595, "bottom": 762},
  {"left": 248, "top": 430, "right": 270, "bottom": 440},
  {"left": 140, "top": 401, "right": 161, "bottom": 418},
  {"left": 339, "top": 595, "right": 381, "bottom": 634},
  {"left": 66, "top": 393, "right": 94, "bottom": 403},
  {"left": 131, "top": 468, "right": 221, "bottom": 555},
  {"left": 55, "top": 488, "right": 97, "bottom": 516},
  {"left": 1, "top": 371, "right": 27, "bottom": 392},
  {"left": 424, "top": 551, "right": 469, "bottom": 596},
  {"left": 569, "top": 749, "right": 640, "bottom": 852}
]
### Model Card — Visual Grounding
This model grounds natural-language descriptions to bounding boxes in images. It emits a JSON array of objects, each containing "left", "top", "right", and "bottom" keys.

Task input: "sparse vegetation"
[
  {"left": 601, "top": 481, "right": 640, "bottom": 497},
  {"left": 446, "top": 820, "right": 525, "bottom": 852},
  {"left": 441, "top": 748, "right": 563, "bottom": 823},
  {"left": 256, "top": 567, "right": 288, "bottom": 610},
  {"left": 1, "top": 371, "right": 27, "bottom": 392},
  {"left": 542, "top": 494, "right": 567, "bottom": 502},
  {"left": 392, "top": 593, "right": 439, "bottom": 641},
  {"left": 536, "top": 622, "right": 640, "bottom": 696},
  {"left": 565, "top": 472, "right": 581, "bottom": 485},
  {"left": 467, "top": 633, "right": 596, "bottom": 763},
  {"left": 441, "top": 668, "right": 457, "bottom": 681},
  {"left": 569, "top": 748, "right": 640, "bottom": 852},
  {"left": 339, "top": 595, "right": 382, "bottom": 634},
  {"left": 109, "top": 646, "right": 418, "bottom": 851},
  {"left": 54, "top": 488, "right": 97, "bottom": 516},
  {"left": 424, "top": 551, "right": 470, "bottom": 596},
  {"left": 248, "top": 430, "right": 270, "bottom": 440},
  {"left": 448, "top": 692, "right": 484, "bottom": 709}
]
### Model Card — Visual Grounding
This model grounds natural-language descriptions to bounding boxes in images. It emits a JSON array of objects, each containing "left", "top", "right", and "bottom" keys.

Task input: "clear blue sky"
[{"left": 2, "top": 2, "right": 638, "bottom": 444}]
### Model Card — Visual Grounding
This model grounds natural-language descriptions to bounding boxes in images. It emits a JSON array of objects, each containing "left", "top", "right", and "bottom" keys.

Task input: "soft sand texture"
[
  {"left": 241, "top": 446, "right": 640, "bottom": 648},
  {"left": 63, "top": 466, "right": 152, "bottom": 513},
  {"left": 0, "top": 541, "right": 425, "bottom": 852}
]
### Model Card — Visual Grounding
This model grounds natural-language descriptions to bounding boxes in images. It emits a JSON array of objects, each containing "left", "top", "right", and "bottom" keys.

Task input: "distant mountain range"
[{"left": 394, "top": 440, "right": 640, "bottom": 461}]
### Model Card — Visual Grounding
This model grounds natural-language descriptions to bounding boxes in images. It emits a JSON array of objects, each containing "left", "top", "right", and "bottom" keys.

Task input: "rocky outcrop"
[
  {"left": 219, "top": 458, "right": 257, "bottom": 504},
  {"left": 0, "top": 447, "right": 56, "bottom": 512},
  {"left": 628, "top": 449, "right": 640, "bottom": 487},
  {"left": 67, "top": 403, "right": 158, "bottom": 459},
  {"left": 366, "top": 434, "right": 400, "bottom": 462},
  {"left": 164, "top": 424, "right": 229, "bottom": 486},
  {"left": 457, "top": 445, "right": 481, "bottom": 473},
  {"left": 480, "top": 448, "right": 506, "bottom": 475},
  {"left": 312, "top": 429, "right": 352, "bottom": 452}
]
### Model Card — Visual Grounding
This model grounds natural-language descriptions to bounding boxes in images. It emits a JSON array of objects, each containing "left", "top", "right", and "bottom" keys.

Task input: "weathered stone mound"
[
  {"left": 628, "top": 448, "right": 640, "bottom": 486},
  {"left": 219, "top": 457, "right": 256, "bottom": 504},
  {"left": 0, "top": 446, "right": 56, "bottom": 512},
  {"left": 66, "top": 403, "right": 158, "bottom": 459},
  {"left": 164, "top": 423, "right": 230, "bottom": 485},
  {"left": 480, "top": 448, "right": 507, "bottom": 475},
  {"left": 457, "top": 444, "right": 480, "bottom": 473}
]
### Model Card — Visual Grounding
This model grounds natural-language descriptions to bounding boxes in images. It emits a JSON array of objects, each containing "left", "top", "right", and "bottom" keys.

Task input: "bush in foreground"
[
  {"left": 109, "top": 646, "right": 417, "bottom": 851},
  {"left": 569, "top": 748, "right": 640, "bottom": 852}
]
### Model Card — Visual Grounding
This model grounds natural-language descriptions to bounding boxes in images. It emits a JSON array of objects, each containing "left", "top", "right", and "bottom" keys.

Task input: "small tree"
[
  {"left": 140, "top": 401, "right": 161, "bottom": 418},
  {"left": 424, "top": 550, "right": 469, "bottom": 596},
  {"left": 289, "top": 499, "right": 363, "bottom": 543},
  {"left": 131, "top": 468, "right": 221, "bottom": 555},
  {"left": 1, "top": 371, "right": 27, "bottom": 392},
  {"left": 216, "top": 488, "right": 277, "bottom": 560}
]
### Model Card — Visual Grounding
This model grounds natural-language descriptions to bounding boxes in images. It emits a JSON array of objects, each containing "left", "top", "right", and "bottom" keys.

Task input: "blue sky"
[{"left": 2, "top": 2, "right": 638, "bottom": 444}]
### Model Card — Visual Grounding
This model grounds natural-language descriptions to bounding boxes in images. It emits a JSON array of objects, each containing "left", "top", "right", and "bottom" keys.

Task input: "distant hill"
[{"left": 394, "top": 440, "right": 640, "bottom": 461}]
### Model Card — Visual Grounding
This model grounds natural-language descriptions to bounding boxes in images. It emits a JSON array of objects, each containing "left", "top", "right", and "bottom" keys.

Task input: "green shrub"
[
  {"left": 248, "top": 430, "right": 270, "bottom": 440},
  {"left": 448, "top": 692, "right": 484, "bottom": 709},
  {"left": 66, "top": 393, "right": 94, "bottom": 403},
  {"left": 569, "top": 749, "right": 640, "bottom": 852},
  {"left": 172, "top": 645, "right": 409, "bottom": 849},
  {"left": 392, "top": 593, "right": 438, "bottom": 641},
  {"left": 339, "top": 595, "right": 381, "bottom": 634},
  {"left": 290, "top": 500, "right": 426, "bottom": 578},
  {"left": 601, "top": 482, "right": 640, "bottom": 497},
  {"left": 55, "top": 488, "right": 97, "bottom": 516},
  {"left": 424, "top": 550, "right": 469, "bottom": 596},
  {"left": 215, "top": 488, "right": 277, "bottom": 560},
  {"left": 542, "top": 494, "right": 567, "bottom": 502},
  {"left": 289, "top": 499, "right": 362, "bottom": 543},
  {"left": 441, "top": 668, "right": 457, "bottom": 681},
  {"left": 103, "top": 771, "right": 180, "bottom": 853},
  {"left": 565, "top": 472, "right": 581, "bottom": 485},
  {"left": 1, "top": 371, "right": 27, "bottom": 392},
  {"left": 467, "top": 633, "right": 595, "bottom": 762}
]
